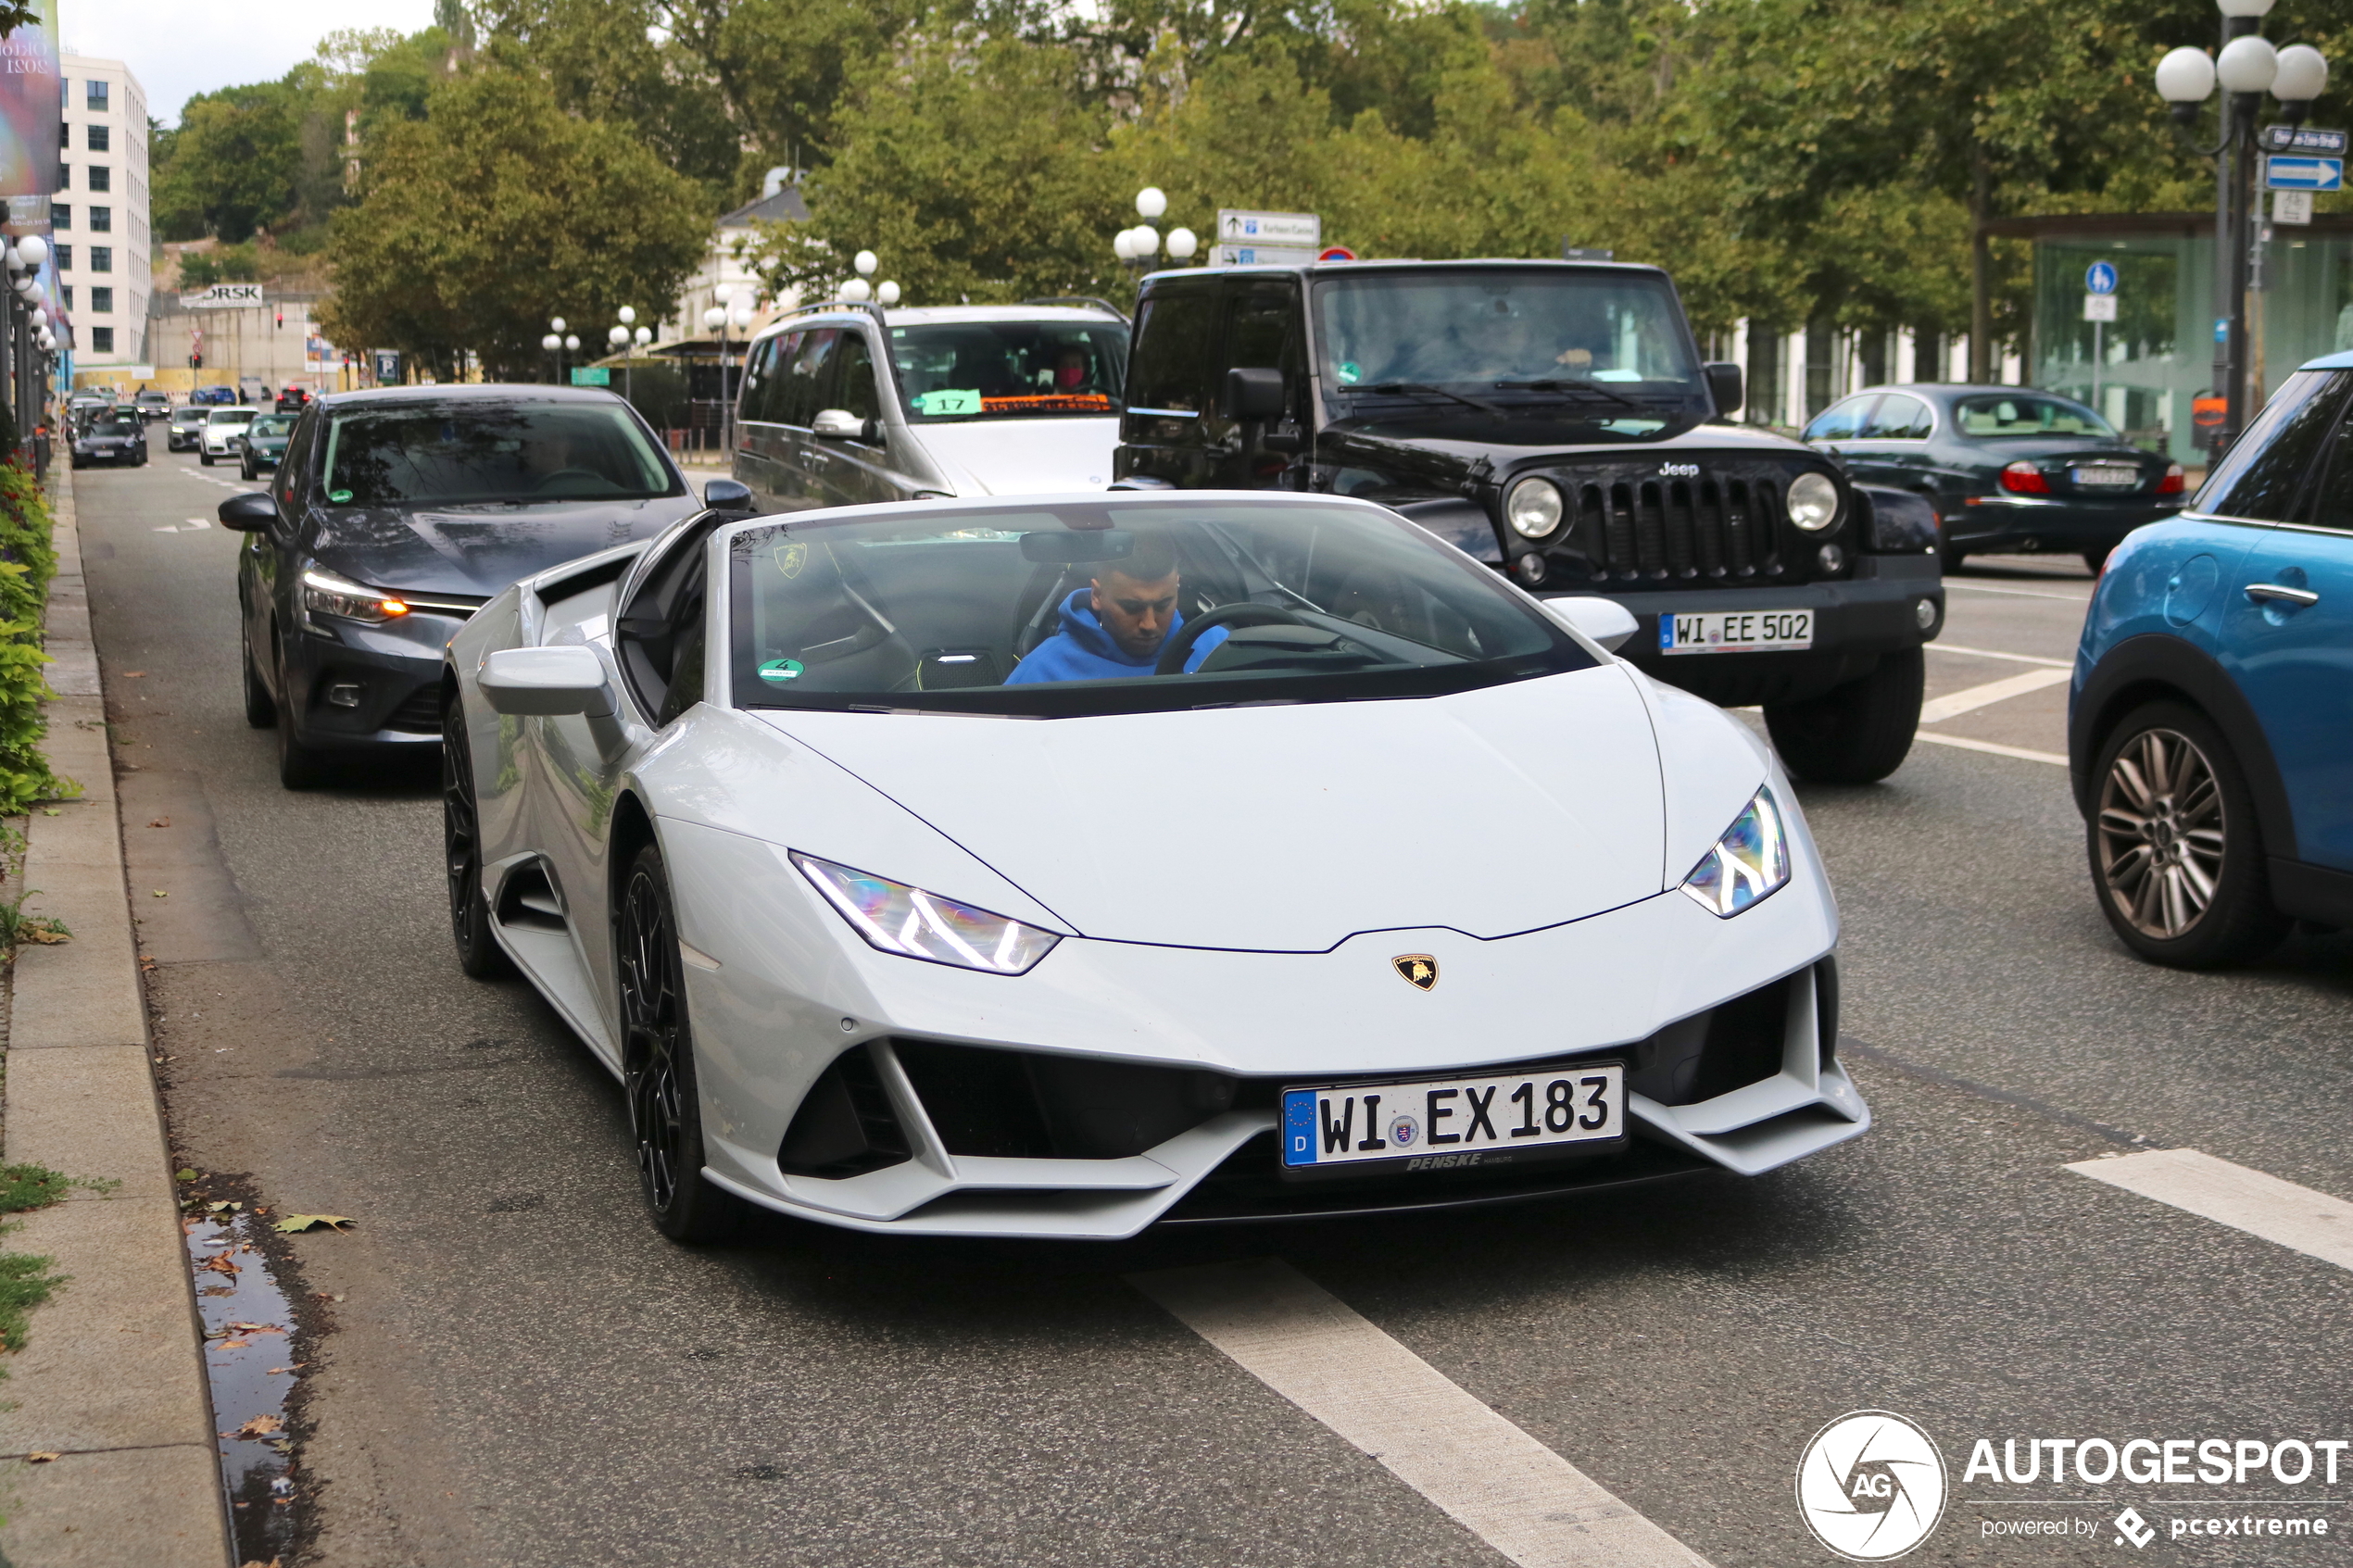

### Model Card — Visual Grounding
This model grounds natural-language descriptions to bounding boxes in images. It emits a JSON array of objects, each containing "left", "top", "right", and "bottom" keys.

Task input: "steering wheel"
[{"left": 1155, "top": 601, "right": 1316, "bottom": 675}]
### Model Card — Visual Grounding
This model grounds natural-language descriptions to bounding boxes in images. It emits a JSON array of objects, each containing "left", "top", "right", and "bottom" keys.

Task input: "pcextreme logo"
[{"left": 1797, "top": 1410, "right": 1950, "bottom": 1561}]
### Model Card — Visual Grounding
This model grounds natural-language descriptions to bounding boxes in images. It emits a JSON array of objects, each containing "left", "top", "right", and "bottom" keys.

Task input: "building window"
[
  {"left": 55, "top": 162, "right": 67, "bottom": 188},
  {"left": 90, "top": 286, "right": 112, "bottom": 314},
  {"left": 86, "top": 165, "right": 107, "bottom": 193},
  {"left": 86, "top": 124, "right": 107, "bottom": 153},
  {"left": 58, "top": 285, "right": 70, "bottom": 310},
  {"left": 90, "top": 245, "right": 110, "bottom": 272},
  {"left": 91, "top": 326, "right": 112, "bottom": 353},
  {"left": 89, "top": 207, "right": 108, "bottom": 232},
  {"left": 85, "top": 81, "right": 107, "bottom": 111},
  {"left": 53, "top": 244, "right": 69, "bottom": 271},
  {"left": 49, "top": 202, "right": 66, "bottom": 229}
]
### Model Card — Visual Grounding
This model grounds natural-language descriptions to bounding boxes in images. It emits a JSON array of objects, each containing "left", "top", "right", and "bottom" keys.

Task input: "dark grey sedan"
[
  {"left": 216, "top": 384, "right": 749, "bottom": 788},
  {"left": 1803, "top": 385, "right": 2187, "bottom": 573}
]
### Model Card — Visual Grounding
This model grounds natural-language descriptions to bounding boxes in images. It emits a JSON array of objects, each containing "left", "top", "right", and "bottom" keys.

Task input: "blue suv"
[{"left": 2070, "top": 353, "right": 2353, "bottom": 967}]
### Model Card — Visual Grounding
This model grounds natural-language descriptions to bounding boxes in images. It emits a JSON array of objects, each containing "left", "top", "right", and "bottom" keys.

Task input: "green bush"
[{"left": 0, "top": 463, "right": 67, "bottom": 814}]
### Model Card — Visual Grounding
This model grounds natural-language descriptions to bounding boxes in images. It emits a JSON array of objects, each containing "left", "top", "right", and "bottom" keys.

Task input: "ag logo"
[
  {"left": 1795, "top": 1411, "right": 1946, "bottom": 1561},
  {"left": 1391, "top": 954, "right": 1438, "bottom": 990}
]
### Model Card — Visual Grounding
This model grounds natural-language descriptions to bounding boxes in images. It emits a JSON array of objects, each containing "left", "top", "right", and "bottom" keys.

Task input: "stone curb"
[{"left": 0, "top": 464, "right": 229, "bottom": 1567}]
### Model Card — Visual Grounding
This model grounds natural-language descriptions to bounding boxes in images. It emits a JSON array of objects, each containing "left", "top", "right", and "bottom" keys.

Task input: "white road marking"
[
  {"left": 152, "top": 525, "right": 180, "bottom": 533},
  {"left": 1918, "top": 667, "right": 2072, "bottom": 724},
  {"left": 1926, "top": 642, "right": 2072, "bottom": 669},
  {"left": 1132, "top": 1259, "right": 1712, "bottom": 1568},
  {"left": 2066, "top": 1148, "right": 2353, "bottom": 1273},
  {"left": 1914, "top": 732, "right": 2068, "bottom": 767},
  {"left": 1943, "top": 581, "right": 2092, "bottom": 602}
]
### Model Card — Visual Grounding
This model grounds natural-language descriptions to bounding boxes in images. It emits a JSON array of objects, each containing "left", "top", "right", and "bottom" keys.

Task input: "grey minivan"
[{"left": 731, "top": 301, "right": 1129, "bottom": 508}]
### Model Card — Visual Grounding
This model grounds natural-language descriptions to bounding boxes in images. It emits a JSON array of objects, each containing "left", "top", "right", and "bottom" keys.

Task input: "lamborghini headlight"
[
  {"left": 791, "top": 852, "right": 1061, "bottom": 975},
  {"left": 1680, "top": 787, "right": 1792, "bottom": 917},
  {"left": 302, "top": 568, "right": 410, "bottom": 623}
]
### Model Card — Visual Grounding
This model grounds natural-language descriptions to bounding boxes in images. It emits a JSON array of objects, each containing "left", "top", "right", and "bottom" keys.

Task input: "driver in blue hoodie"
[{"left": 1006, "top": 530, "right": 1229, "bottom": 684}]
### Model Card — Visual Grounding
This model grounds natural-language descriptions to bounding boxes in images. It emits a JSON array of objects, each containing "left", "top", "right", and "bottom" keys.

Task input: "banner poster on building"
[{"left": 0, "top": 0, "right": 58, "bottom": 236}]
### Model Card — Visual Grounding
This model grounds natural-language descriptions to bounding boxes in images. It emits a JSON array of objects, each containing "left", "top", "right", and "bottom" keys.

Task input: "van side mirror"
[
  {"left": 1224, "top": 367, "right": 1286, "bottom": 420},
  {"left": 812, "top": 408, "right": 879, "bottom": 443},
  {"left": 1705, "top": 362, "right": 1744, "bottom": 418},
  {"left": 703, "top": 478, "right": 756, "bottom": 513},
  {"left": 218, "top": 492, "right": 280, "bottom": 532}
]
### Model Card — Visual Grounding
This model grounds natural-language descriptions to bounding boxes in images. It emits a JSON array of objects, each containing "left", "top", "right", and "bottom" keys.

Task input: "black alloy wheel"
[
  {"left": 271, "top": 634, "right": 331, "bottom": 789},
  {"left": 442, "top": 696, "right": 513, "bottom": 980},
  {"left": 1763, "top": 646, "right": 1925, "bottom": 785},
  {"left": 2088, "top": 701, "right": 2288, "bottom": 968},
  {"left": 616, "top": 843, "right": 746, "bottom": 1244},
  {"left": 240, "top": 625, "right": 275, "bottom": 728}
]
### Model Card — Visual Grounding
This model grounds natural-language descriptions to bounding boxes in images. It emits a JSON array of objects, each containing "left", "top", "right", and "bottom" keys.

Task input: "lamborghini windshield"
[{"left": 728, "top": 499, "right": 1591, "bottom": 717}]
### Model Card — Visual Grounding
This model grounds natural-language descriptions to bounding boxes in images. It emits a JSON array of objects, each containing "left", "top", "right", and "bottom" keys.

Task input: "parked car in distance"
[
  {"left": 191, "top": 385, "right": 236, "bottom": 406},
  {"left": 276, "top": 384, "right": 311, "bottom": 413},
  {"left": 134, "top": 390, "right": 172, "bottom": 421},
  {"left": 200, "top": 406, "right": 258, "bottom": 466},
  {"left": 70, "top": 409, "right": 147, "bottom": 469},
  {"left": 240, "top": 413, "right": 295, "bottom": 479},
  {"left": 2070, "top": 350, "right": 2353, "bottom": 969},
  {"left": 167, "top": 407, "right": 209, "bottom": 451},
  {"left": 733, "top": 299, "right": 1129, "bottom": 511},
  {"left": 216, "top": 383, "right": 733, "bottom": 788},
  {"left": 1805, "top": 384, "right": 2186, "bottom": 574}
]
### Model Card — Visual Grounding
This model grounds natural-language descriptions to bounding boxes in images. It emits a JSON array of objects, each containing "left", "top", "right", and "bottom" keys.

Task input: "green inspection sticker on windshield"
[
  {"left": 328, "top": 489, "right": 353, "bottom": 503},
  {"left": 758, "top": 659, "right": 804, "bottom": 683},
  {"left": 912, "top": 389, "right": 981, "bottom": 416},
  {"left": 1338, "top": 361, "right": 1362, "bottom": 385}
]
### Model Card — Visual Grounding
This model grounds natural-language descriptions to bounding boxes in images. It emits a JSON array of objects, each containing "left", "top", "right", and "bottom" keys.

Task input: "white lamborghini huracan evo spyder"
[{"left": 442, "top": 491, "right": 1868, "bottom": 1241}]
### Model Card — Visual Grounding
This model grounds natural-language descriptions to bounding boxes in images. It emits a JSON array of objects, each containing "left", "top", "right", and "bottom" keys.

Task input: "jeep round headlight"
[
  {"left": 1788, "top": 471, "right": 1840, "bottom": 533},
  {"left": 1505, "top": 477, "right": 1565, "bottom": 539}
]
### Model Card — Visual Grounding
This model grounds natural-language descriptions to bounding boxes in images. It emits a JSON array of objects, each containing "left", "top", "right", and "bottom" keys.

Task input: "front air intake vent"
[{"left": 778, "top": 1045, "right": 910, "bottom": 1177}]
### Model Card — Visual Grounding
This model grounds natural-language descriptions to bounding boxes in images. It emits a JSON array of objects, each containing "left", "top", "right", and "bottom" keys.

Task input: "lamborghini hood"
[{"left": 756, "top": 663, "right": 1673, "bottom": 952}]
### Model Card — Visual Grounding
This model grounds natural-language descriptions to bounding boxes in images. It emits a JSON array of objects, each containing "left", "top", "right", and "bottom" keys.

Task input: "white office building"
[{"left": 55, "top": 55, "right": 150, "bottom": 369}]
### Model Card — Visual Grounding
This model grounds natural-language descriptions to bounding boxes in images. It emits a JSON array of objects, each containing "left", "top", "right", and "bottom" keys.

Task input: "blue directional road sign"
[
  {"left": 2267, "top": 156, "right": 2345, "bottom": 192},
  {"left": 2086, "top": 262, "right": 2119, "bottom": 296}
]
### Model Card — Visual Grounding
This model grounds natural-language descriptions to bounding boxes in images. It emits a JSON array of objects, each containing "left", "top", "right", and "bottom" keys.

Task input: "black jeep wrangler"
[{"left": 1114, "top": 259, "right": 1944, "bottom": 783}]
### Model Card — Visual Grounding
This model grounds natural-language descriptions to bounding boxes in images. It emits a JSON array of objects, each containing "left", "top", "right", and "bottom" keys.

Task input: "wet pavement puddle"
[{"left": 182, "top": 1201, "right": 308, "bottom": 1564}]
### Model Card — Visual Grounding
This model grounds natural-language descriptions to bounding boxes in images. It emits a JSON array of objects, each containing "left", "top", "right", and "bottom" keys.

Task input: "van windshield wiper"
[
  {"left": 1491, "top": 378, "right": 1648, "bottom": 410},
  {"left": 1348, "top": 382, "right": 1505, "bottom": 416}
]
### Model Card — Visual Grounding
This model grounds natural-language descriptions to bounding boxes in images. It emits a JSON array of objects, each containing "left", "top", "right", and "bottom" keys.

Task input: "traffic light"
[
  {"left": 274, "top": 307, "right": 283, "bottom": 329},
  {"left": 189, "top": 352, "right": 202, "bottom": 369}
]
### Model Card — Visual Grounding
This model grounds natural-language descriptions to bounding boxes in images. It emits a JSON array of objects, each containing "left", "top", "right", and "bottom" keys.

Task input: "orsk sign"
[{"left": 180, "top": 283, "right": 265, "bottom": 309}]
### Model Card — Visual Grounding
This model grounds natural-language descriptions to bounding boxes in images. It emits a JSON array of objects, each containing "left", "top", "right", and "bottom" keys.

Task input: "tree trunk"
[{"left": 1969, "top": 150, "right": 1994, "bottom": 384}]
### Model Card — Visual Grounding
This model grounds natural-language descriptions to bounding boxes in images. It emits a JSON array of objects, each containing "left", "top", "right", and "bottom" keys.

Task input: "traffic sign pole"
[{"left": 2084, "top": 264, "right": 2118, "bottom": 420}]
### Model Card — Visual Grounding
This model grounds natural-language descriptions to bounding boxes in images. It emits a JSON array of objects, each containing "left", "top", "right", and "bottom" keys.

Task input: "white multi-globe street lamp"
[{"left": 2156, "top": 0, "right": 2330, "bottom": 446}]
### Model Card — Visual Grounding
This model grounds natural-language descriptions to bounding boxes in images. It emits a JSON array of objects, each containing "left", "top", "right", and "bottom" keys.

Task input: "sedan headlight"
[
  {"left": 1787, "top": 471, "right": 1840, "bottom": 532},
  {"left": 301, "top": 568, "right": 412, "bottom": 623},
  {"left": 1505, "top": 477, "right": 1566, "bottom": 539},
  {"left": 791, "top": 851, "right": 1061, "bottom": 975},
  {"left": 1680, "top": 788, "right": 1792, "bottom": 917}
]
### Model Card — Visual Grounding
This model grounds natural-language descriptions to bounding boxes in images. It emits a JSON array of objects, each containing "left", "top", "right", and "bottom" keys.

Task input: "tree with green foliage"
[{"left": 321, "top": 59, "right": 709, "bottom": 379}]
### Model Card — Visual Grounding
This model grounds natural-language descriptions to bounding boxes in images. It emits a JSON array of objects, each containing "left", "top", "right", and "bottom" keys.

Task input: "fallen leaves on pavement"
[
  {"left": 195, "top": 1252, "right": 241, "bottom": 1278},
  {"left": 147, "top": 817, "right": 170, "bottom": 828},
  {"left": 24, "top": 1452, "right": 58, "bottom": 1463},
  {"left": 271, "top": 1214, "right": 353, "bottom": 1234},
  {"left": 230, "top": 1414, "right": 283, "bottom": 1440}
]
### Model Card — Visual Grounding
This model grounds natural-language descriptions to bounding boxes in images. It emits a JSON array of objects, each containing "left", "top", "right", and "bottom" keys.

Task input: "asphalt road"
[{"left": 82, "top": 448, "right": 2353, "bottom": 1568}]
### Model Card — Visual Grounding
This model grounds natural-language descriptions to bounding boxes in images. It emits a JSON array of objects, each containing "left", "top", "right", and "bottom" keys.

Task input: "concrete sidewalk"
[{"left": 0, "top": 465, "right": 227, "bottom": 1566}]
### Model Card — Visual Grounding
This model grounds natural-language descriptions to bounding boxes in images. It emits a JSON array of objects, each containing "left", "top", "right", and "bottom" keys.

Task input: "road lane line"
[
  {"left": 1132, "top": 1259, "right": 1713, "bottom": 1568},
  {"left": 1918, "top": 667, "right": 2072, "bottom": 723},
  {"left": 1943, "top": 581, "right": 2092, "bottom": 601},
  {"left": 2066, "top": 1149, "right": 2353, "bottom": 1272},
  {"left": 1913, "top": 733, "right": 2068, "bottom": 766},
  {"left": 1927, "top": 642, "right": 2072, "bottom": 669}
]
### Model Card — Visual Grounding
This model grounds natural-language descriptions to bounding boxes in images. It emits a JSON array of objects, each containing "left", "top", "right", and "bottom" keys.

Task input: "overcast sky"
[{"left": 61, "top": 0, "right": 435, "bottom": 126}]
